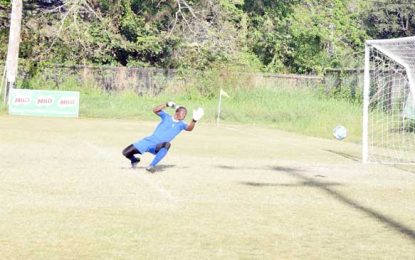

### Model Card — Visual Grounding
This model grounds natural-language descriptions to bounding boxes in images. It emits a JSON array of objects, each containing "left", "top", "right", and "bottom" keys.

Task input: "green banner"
[{"left": 8, "top": 89, "right": 80, "bottom": 118}]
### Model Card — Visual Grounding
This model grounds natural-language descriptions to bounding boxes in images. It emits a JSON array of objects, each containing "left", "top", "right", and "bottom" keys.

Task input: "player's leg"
[
  {"left": 146, "top": 142, "right": 171, "bottom": 173},
  {"left": 122, "top": 144, "right": 141, "bottom": 168}
]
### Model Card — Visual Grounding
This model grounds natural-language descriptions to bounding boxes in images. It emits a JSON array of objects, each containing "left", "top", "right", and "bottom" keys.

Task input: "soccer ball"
[{"left": 333, "top": 125, "right": 347, "bottom": 140}]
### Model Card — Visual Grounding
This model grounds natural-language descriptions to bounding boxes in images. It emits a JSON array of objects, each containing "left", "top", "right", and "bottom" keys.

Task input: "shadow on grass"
[
  {"left": 217, "top": 163, "right": 415, "bottom": 241},
  {"left": 392, "top": 165, "right": 415, "bottom": 174},
  {"left": 241, "top": 181, "right": 341, "bottom": 188},
  {"left": 120, "top": 164, "right": 177, "bottom": 171},
  {"left": 248, "top": 165, "right": 415, "bottom": 243},
  {"left": 216, "top": 165, "right": 298, "bottom": 172},
  {"left": 156, "top": 164, "right": 177, "bottom": 172},
  {"left": 324, "top": 149, "right": 360, "bottom": 162},
  {"left": 217, "top": 165, "right": 238, "bottom": 170},
  {"left": 325, "top": 150, "right": 415, "bottom": 175},
  {"left": 239, "top": 166, "right": 340, "bottom": 188}
]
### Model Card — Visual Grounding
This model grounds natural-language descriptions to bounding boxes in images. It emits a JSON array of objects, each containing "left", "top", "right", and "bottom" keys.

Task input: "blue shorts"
[{"left": 133, "top": 138, "right": 159, "bottom": 155}]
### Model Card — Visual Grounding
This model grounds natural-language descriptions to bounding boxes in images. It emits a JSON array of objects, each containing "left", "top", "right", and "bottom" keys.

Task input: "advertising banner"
[{"left": 8, "top": 89, "right": 80, "bottom": 118}]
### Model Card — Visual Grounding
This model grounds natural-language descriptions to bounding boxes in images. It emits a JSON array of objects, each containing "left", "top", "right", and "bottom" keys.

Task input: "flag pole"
[{"left": 216, "top": 89, "right": 222, "bottom": 126}]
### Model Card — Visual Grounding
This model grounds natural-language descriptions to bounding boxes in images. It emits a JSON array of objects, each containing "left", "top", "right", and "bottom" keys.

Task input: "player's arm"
[
  {"left": 153, "top": 103, "right": 167, "bottom": 115},
  {"left": 153, "top": 101, "right": 176, "bottom": 115},
  {"left": 185, "top": 120, "right": 196, "bottom": 131},
  {"left": 186, "top": 107, "right": 204, "bottom": 131}
]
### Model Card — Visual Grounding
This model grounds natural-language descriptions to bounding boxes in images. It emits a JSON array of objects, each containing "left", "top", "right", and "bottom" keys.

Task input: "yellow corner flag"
[{"left": 220, "top": 88, "right": 230, "bottom": 98}]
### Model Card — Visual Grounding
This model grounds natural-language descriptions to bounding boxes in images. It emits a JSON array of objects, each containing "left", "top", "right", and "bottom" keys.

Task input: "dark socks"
[{"left": 122, "top": 144, "right": 141, "bottom": 162}]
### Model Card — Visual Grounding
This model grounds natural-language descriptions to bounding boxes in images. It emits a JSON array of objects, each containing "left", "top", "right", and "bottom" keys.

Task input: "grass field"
[
  {"left": 1, "top": 115, "right": 415, "bottom": 259},
  {"left": 1, "top": 78, "right": 364, "bottom": 143}
]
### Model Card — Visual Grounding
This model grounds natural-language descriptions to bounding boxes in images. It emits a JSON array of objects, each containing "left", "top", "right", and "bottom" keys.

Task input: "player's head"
[{"left": 174, "top": 106, "right": 187, "bottom": 121}]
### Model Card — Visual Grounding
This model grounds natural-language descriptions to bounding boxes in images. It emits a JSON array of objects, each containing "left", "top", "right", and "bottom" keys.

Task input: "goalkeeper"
[{"left": 122, "top": 101, "right": 204, "bottom": 173}]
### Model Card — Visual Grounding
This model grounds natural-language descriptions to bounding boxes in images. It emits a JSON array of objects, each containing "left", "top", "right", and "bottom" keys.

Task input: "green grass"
[
  {"left": 0, "top": 84, "right": 363, "bottom": 142},
  {"left": 1, "top": 116, "right": 414, "bottom": 259},
  {"left": 75, "top": 86, "right": 363, "bottom": 142}
]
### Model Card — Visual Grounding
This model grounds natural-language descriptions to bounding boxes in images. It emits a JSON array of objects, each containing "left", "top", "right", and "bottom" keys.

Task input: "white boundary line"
[{"left": 83, "top": 140, "right": 179, "bottom": 204}]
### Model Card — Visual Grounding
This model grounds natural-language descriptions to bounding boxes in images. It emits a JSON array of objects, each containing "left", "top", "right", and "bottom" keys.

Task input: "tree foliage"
[
  {"left": 363, "top": 0, "right": 415, "bottom": 39},
  {"left": 0, "top": 0, "right": 413, "bottom": 74}
]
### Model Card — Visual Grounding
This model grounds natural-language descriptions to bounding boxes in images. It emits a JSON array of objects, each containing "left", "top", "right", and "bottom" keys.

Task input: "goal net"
[{"left": 363, "top": 37, "right": 415, "bottom": 164}]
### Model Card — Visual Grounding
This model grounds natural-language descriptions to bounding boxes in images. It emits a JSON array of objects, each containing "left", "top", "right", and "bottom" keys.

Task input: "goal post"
[{"left": 363, "top": 37, "right": 415, "bottom": 164}]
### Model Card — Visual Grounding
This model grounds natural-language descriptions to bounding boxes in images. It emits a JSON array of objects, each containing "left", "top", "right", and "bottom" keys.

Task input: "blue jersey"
[{"left": 146, "top": 110, "right": 188, "bottom": 143}]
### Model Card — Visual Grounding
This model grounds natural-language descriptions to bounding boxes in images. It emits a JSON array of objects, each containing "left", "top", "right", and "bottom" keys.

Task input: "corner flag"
[
  {"left": 220, "top": 88, "right": 230, "bottom": 98},
  {"left": 217, "top": 88, "right": 230, "bottom": 125}
]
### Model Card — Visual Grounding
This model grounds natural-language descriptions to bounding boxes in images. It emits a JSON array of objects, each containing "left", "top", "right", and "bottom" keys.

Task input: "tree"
[
  {"left": 4, "top": 0, "right": 22, "bottom": 103},
  {"left": 243, "top": 0, "right": 299, "bottom": 72},
  {"left": 363, "top": 0, "right": 415, "bottom": 39},
  {"left": 0, "top": 0, "right": 11, "bottom": 60},
  {"left": 0, "top": 0, "right": 373, "bottom": 74},
  {"left": 243, "top": 0, "right": 367, "bottom": 73},
  {"left": 14, "top": 0, "right": 247, "bottom": 69},
  {"left": 286, "top": 0, "right": 366, "bottom": 73}
]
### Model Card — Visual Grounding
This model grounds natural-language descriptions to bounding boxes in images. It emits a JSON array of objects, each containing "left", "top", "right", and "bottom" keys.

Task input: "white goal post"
[{"left": 363, "top": 37, "right": 415, "bottom": 164}]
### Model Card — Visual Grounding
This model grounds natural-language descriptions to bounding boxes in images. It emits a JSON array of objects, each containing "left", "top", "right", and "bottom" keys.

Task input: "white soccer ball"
[{"left": 333, "top": 125, "right": 347, "bottom": 140}]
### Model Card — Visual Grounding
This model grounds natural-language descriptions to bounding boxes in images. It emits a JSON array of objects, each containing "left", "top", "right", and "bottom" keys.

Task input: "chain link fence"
[
  {"left": 30, "top": 64, "right": 177, "bottom": 95},
  {"left": 323, "top": 68, "right": 364, "bottom": 101},
  {"left": 1, "top": 63, "right": 364, "bottom": 100},
  {"left": 249, "top": 73, "right": 323, "bottom": 89}
]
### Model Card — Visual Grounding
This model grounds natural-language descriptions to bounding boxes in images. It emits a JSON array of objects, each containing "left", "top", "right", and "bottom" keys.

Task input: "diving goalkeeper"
[{"left": 122, "top": 102, "right": 204, "bottom": 173}]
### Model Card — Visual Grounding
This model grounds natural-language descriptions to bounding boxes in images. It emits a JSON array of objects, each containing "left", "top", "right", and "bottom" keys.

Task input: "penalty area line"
[{"left": 83, "top": 140, "right": 179, "bottom": 204}]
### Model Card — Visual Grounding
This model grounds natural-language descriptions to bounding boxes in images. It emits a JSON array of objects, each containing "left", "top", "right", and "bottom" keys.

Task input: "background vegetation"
[
  {"left": 0, "top": 0, "right": 413, "bottom": 143},
  {"left": 0, "top": 67, "right": 362, "bottom": 142},
  {"left": 0, "top": 0, "right": 414, "bottom": 73}
]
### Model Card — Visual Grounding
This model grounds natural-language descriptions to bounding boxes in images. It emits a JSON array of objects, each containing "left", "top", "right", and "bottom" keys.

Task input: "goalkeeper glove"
[
  {"left": 166, "top": 101, "right": 176, "bottom": 108},
  {"left": 192, "top": 107, "right": 204, "bottom": 122}
]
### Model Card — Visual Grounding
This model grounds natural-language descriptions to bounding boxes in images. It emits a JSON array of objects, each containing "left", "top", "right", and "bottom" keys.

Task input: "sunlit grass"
[{"left": 0, "top": 74, "right": 363, "bottom": 142}]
